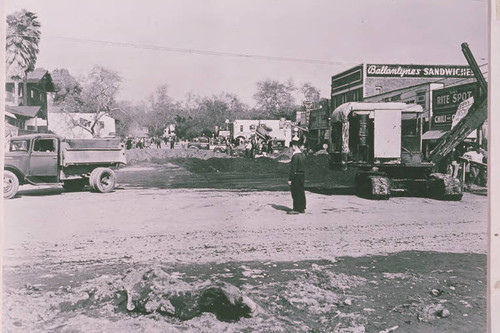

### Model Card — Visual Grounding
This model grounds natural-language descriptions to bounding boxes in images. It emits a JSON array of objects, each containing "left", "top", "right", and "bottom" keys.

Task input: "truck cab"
[{"left": 5, "top": 134, "right": 61, "bottom": 185}]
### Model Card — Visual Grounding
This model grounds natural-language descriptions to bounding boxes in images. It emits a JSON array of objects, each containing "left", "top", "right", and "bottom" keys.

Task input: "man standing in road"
[{"left": 288, "top": 140, "right": 306, "bottom": 214}]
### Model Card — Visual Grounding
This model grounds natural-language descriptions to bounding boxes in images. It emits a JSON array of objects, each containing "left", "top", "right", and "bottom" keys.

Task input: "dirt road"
[
  {"left": 3, "top": 187, "right": 487, "bottom": 267},
  {"left": 1, "top": 155, "right": 489, "bottom": 332}
]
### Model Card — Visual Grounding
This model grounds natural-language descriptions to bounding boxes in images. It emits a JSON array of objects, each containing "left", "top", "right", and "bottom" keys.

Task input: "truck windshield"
[{"left": 9, "top": 140, "right": 30, "bottom": 152}]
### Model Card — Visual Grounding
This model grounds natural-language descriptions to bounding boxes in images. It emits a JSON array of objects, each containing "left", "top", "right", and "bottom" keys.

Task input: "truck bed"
[{"left": 62, "top": 139, "right": 127, "bottom": 166}]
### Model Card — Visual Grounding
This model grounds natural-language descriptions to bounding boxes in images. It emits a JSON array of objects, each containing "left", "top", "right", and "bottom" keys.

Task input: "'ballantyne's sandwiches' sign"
[{"left": 366, "top": 64, "right": 474, "bottom": 78}]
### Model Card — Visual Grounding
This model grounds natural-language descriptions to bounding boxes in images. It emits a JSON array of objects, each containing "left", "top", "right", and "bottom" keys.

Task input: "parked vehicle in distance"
[
  {"left": 210, "top": 140, "right": 227, "bottom": 153},
  {"left": 187, "top": 137, "right": 210, "bottom": 150},
  {"left": 4, "top": 134, "right": 126, "bottom": 199},
  {"left": 270, "top": 139, "right": 286, "bottom": 153}
]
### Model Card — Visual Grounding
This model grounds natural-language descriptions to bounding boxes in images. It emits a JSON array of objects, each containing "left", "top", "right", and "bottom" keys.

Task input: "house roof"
[
  {"left": 6, "top": 68, "right": 55, "bottom": 91},
  {"left": 27, "top": 68, "right": 49, "bottom": 82},
  {"left": 5, "top": 105, "right": 42, "bottom": 118}
]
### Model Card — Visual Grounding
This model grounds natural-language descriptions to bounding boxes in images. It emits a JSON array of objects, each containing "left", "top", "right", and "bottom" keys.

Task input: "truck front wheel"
[
  {"left": 4, "top": 170, "right": 20, "bottom": 199},
  {"left": 89, "top": 168, "right": 116, "bottom": 193}
]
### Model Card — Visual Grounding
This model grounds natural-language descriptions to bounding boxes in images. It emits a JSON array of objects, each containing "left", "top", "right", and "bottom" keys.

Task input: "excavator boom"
[{"left": 427, "top": 43, "right": 487, "bottom": 164}]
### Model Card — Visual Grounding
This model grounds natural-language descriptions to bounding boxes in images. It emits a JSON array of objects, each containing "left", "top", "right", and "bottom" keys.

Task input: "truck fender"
[{"left": 4, "top": 166, "right": 26, "bottom": 185}]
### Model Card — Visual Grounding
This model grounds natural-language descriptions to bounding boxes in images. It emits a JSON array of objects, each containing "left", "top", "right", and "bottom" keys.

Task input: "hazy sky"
[{"left": 4, "top": 0, "right": 489, "bottom": 106}]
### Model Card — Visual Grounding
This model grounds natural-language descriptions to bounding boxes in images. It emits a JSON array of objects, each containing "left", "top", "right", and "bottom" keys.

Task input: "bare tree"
[
  {"left": 77, "top": 66, "right": 122, "bottom": 137},
  {"left": 300, "top": 82, "right": 322, "bottom": 107},
  {"left": 253, "top": 79, "right": 296, "bottom": 119}
]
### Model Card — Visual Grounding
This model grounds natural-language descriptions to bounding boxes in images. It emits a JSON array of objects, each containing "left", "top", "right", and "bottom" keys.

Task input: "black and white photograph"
[{"left": 1, "top": 0, "right": 495, "bottom": 332}]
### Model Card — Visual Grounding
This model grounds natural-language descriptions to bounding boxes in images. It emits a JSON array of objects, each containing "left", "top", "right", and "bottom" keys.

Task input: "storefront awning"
[
  {"left": 422, "top": 129, "right": 477, "bottom": 141},
  {"left": 5, "top": 105, "right": 41, "bottom": 118},
  {"left": 422, "top": 129, "right": 448, "bottom": 140}
]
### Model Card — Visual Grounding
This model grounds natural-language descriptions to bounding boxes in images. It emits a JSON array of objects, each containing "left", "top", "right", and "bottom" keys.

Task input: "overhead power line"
[{"left": 48, "top": 35, "right": 359, "bottom": 66}]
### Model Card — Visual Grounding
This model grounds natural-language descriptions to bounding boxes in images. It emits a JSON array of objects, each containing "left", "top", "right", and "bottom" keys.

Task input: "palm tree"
[{"left": 6, "top": 9, "right": 41, "bottom": 106}]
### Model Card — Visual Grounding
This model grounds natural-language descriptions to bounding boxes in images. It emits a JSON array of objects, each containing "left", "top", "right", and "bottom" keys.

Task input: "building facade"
[
  {"left": 363, "top": 82, "right": 445, "bottom": 132},
  {"left": 231, "top": 119, "right": 293, "bottom": 146},
  {"left": 331, "top": 64, "right": 476, "bottom": 120},
  {"left": 48, "top": 112, "right": 117, "bottom": 139},
  {"left": 5, "top": 68, "right": 55, "bottom": 134}
]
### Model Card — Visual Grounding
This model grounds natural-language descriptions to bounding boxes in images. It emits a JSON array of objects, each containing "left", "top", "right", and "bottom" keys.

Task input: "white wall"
[
  {"left": 232, "top": 119, "right": 292, "bottom": 144},
  {"left": 48, "top": 113, "right": 116, "bottom": 139}
]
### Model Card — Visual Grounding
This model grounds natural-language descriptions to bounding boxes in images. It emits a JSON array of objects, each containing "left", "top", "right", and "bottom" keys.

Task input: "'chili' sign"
[{"left": 431, "top": 83, "right": 478, "bottom": 129}]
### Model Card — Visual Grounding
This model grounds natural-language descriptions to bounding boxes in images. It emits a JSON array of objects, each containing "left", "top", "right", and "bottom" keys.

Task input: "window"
[
  {"left": 33, "top": 139, "right": 56, "bottom": 153},
  {"left": 402, "top": 113, "right": 419, "bottom": 136},
  {"left": 240, "top": 125, "right": 244, "bottom": 132},
  {"left": 416, "top": 91, "right": 426, "bottom": 108},
  {"left": 375, "top": 86, "right": 383, "bottom": 95},
  {"left": 9, "top": 140, "right": 30, "bottom": 152},
  {"left": 249, "top": 124, "right": 256, "bottom": 130},
  {"left": 401, "top": 112, "right": 420, "bottom": 152},
  {"left": 79, "top": 118, "right": 92, "bottom": 127}
]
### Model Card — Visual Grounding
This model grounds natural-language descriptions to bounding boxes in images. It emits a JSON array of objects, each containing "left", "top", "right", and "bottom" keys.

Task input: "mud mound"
[
  {"left": 126, "top": 148, "right": 229, "bottom": 164},
  {"left": 170, "top": 157, "right": 287, "bottom": 175},
  {"left": 123, "top": 151, "right": 357, "bottom": 189}
]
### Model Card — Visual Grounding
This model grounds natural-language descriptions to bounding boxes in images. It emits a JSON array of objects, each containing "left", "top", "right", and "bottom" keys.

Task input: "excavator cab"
[{"left": 329, "top": 102, "right": 425, "bottom": 168}]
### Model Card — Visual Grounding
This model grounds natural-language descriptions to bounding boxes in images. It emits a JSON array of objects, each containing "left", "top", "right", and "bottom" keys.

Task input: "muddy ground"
[{"left": 2, "top": 148, "right": 488, "bottom": 332}]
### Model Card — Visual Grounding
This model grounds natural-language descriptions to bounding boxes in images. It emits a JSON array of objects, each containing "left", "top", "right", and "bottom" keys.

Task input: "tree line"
[
  {"left": 6, "top": 9, "right": 325, "bottom": 139},
  {"left": 52, "top": 66, "right": 324, "bottom": 138}
]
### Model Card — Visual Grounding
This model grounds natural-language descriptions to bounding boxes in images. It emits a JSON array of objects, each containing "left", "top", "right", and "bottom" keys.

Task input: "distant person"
[
  {"left": 226, "top": 140, "right": 233, "bottom": 156},
  {"left": 155, "top": 137, "right": 162, "bottom": 149},
  {"left": 267, "top": 140, "right": 273, "bottom": 154},
  {"left": 288, "top": 139, "right": 306, "bottom": 214},
  {"left": 463, "top": 146, "right": 483, "bottom": 190},
  {"left": 245, "top": 140, "right": 252, "bottom": 158},
  {"left": 126, "top": 137, "right": 133, "bottom": 150},
  {"left": 170, "top": 137, "right": 175, "bottom": 149}
]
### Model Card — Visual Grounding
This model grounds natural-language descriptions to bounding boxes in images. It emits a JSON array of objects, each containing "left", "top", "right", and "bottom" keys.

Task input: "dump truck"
[
  {"left": 328, "top": 43, "right": 487, "bottom": 200},
  {"left": 3, "top": 133, "right": 126, "bottom": 199}
]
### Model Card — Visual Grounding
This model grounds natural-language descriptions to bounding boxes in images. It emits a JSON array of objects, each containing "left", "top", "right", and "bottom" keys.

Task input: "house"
[
  {"left": 48, "top": 109, "right": 117, "bottom": 139},
  {"left": 231, "top": 119, "right": 293, "bottom": 146},
  {"left": 5, "top": 68, "right": 55, "bottom": 134},
  {"left": 163, "top": 124, "right": 176, "bottom": 138},
  {"left": 5, "top": 105, "right": 46, "bottom": 135}
]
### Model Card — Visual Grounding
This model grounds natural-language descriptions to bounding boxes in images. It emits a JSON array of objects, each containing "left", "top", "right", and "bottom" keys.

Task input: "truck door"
[
  {"left": 29, "top": 138, "right": 59, "bottom": 178},
  {"left": 373, "top": 110, "right": 402, "bottom": 159}
]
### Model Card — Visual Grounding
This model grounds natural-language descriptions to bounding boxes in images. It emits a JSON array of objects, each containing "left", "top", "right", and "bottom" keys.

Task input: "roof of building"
[
  {"left": 331, "top": 102, "right": 423, "bottom": 123},
  {"left": 27, "top": 68, "right": 49, "bottom": 82},
  {"left": 6, "top": 68, "right": 55, "bottom": 91},
  {"left": 5, "top": 105, "right": 42, "bottom": 118}
]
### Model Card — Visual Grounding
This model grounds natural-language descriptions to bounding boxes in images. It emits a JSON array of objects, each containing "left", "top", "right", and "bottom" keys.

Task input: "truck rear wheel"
[
  {"left": 4, "top": 170, "right": 20, "bottom": 199},
  {"left": 62, "top": 179, "right": 87, "bottom": 192},
  {"left": 90, "top": 168, "right": 116, "bottom": 193}
]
